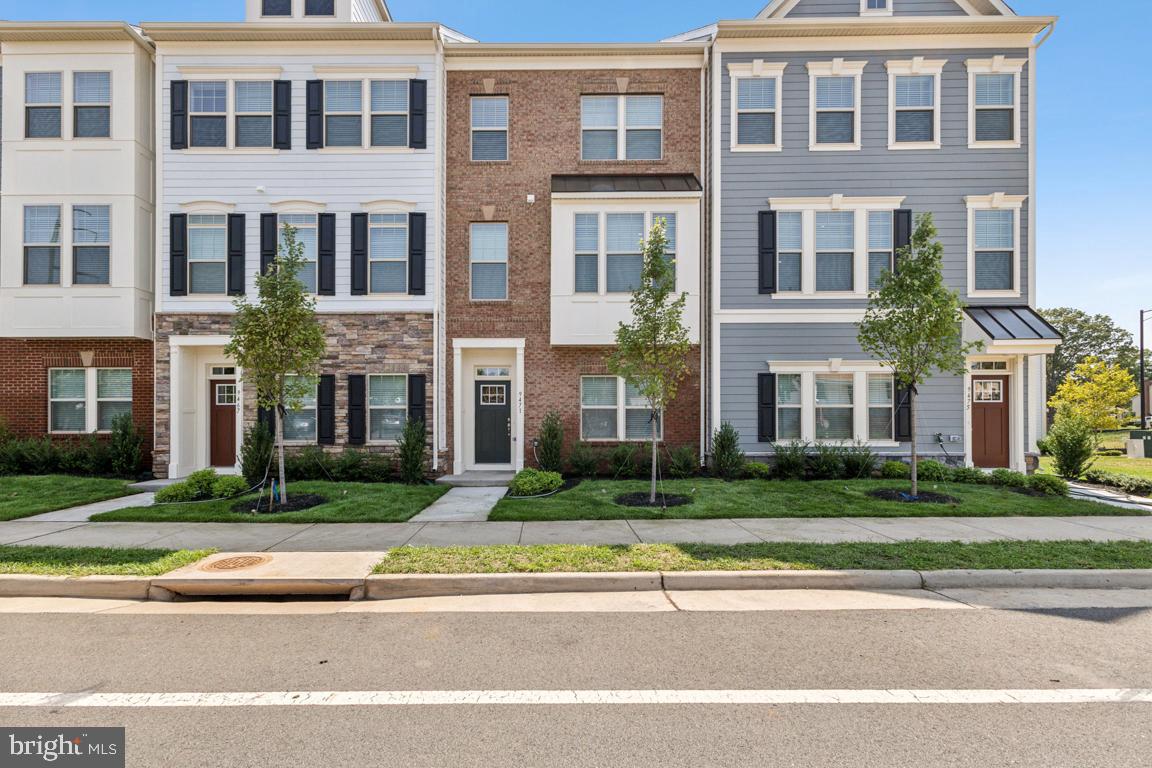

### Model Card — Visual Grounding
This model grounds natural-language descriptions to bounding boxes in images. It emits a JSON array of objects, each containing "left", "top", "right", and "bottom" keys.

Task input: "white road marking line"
[{"left": 0, "top": 690, "right": 1148, "bottom": 708}]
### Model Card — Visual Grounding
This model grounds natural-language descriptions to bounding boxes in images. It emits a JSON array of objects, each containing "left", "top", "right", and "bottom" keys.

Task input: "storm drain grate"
[{"left": 202, "top": 555, "right": 272, "bottom": 572}]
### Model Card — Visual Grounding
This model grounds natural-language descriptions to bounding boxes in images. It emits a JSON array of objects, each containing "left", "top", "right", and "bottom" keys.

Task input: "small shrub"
[
  {"left": 359, "top": 452, "right": 395, "bottom": 484},
  {"left": 609, "top": 444, "right": 639, "bottom": 479},
  {"left": 989, "top": 468, "right": 1027, "bottom": 488},
  {"left": 83, "top": 434, "right": 113, "bottom": 477},
  {"left": 396, "top": 418, "right": 428, "bottom": 485},
  {"left": 1035, "top": 435, "right": 1053, "bottom": 456},
  {"left": 330, "top": 449, "right": 367, "bottom": 482},
  {"left": 668, "top": 445, "right": 699, "bottom": 479},
  {"left": 842, "top": 443, "right": 879, "bottom": 479},
  {"left": 285, "top": 445, "right": 330, "bottom": 482},
  {"left": 743, "top": 461, "right": 773, "bottom": 480},
  {"left": 508, "top": 468, "right": 564, "bottom": 497},
  {"left": 55, "top": 443, "right": 91, "bottom": 476},
  {"left": 917, "top": 459, "right": 951, "bottom": 482},
  {"left": 108, "top": 414, "right": 143, "bottom": 478},
  {"left": 22, "top": 438, "right": 59, "bottom": 475},
  {"left": 810, "top": 444, "right": 846, "bottom": 480},
  {"left": 155, "top": 482, "right": 197, "bottom": 504},
  {"left": 1027, "top": 474, "right": 1068, "bottom": 497},
  {"left": 881, "top": 460, "right": 911, "bottom": 480},
  {"left": 536, "top": 412, "right": 564, "bottom": 473},
  {"left": 568, "top": 442, "right": 599, "bottom": 477},
  {"left": 1082, "top": 469, "right": 1152, "bottom": 497},
  {"left": 1096, "top": 449, "right": 1125, "bottom": 457},
  {"left": 710, "top": 423, "right": 746, "bottom": 480},
  {"left": 185, "top": 468, "right": 219, "bottom": 500},
  {"left": 949, "top": 466, "right": 988, "bottom": 485},
  {"left": 211, "top": 475, "right": 250, "bottom": 499},
  {"left": 1048, "top": 413, "right": 1097, "bottom": 479},
  {"left": 240, "top": 423, "right": 274, "bottom": 487},
  {"left": 773, "top": 441, "right": 809, "bottom": 481}
]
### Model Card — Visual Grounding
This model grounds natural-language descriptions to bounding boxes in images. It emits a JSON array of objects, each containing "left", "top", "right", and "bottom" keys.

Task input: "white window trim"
[
  {"left": 367, "top": 373, "right": 407, "bottom": 445},
  {"left": 23, "top": 204, "right": 64, "bottom": 287},
  {"left": 579, "top": 376, "right": 664, "bottom": 443},
  {"left": 72, "top": 205, "right": 112, "bottom": 286},
  {"left": 186, "top": 211, "right": 230, "bottom": 296},
  {"left": 182, "top": 75, "right": 279, "bottom": 154},
  {"left": 72, "top": 70, "right": 113, "bottom": 140},
  {"left": 317, "top": 78, "right": 412, "bottom": 152},
  {"left": 767, "top": 361, "right": 899, "bottom": 447},
  {"left": 24, "top": 71, "right": 64, "bottom": 141},
  {"left": 807, "top": 59, "right": 866, "bottom": 152},
  {"left": 277, "top": 212, "right": 321, "bottom": 295},
  {"left": 966, "top": 193, "right": 1027, "bottom": 299},
  {"left": 368, "top": 213, "right": 410, "bottom": 296},
  {"left": 469, "top": 222, "right": 509, "bottom": 302},
  {"left": 860, "top": 0, "right": 893, "bottom": 16},
  {"left": 966, "top": 56, "right": 1025, "bottom": 150},
  {"left": 728, "top": 61, "right": 787, "bottom": 152},
  {"left": 574, "top": 211, "right": 678, "bottom": 298},
  {"left": 48, "top": 367, "right": 132, "bottom": 435},
  {"left": 471, "top": 95, "right": 509, "bottom": 162},
  {"left": 769, "top": 195, "right": 905, "bottom": 298},
  {"left": 886, "top": 58, "right": 946, "bottom": 151},
  {"left": 233, "top": 80, "right": 275, "bottom": 149},
  {"left": 580, "top": 94, "right": 664, "bottom": 162}
]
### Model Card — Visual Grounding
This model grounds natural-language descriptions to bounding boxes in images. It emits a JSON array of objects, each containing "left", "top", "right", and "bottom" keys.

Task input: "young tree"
[
  {"left": 857, "top": 213, "right": 981, "bottom": 497},
  {"left": 607, "top": 219, "right": 691, "bottom": 504},
  {"left": 1048, "top": 356, "right": 1138, "bottom": 432},
  {"left": 225, "top": 226, "right": 326, "bottom": 505}
]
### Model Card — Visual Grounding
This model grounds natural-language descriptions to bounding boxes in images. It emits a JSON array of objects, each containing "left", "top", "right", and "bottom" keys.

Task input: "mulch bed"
[
  {"left": 614, "top": 492, "right": 694, "bottom": 509},
  {"left": 868, "top": 489, "right": 961, "bottom": 505},
  {"left": 233, "top": 494, "right": 329, "bottom": 515}
]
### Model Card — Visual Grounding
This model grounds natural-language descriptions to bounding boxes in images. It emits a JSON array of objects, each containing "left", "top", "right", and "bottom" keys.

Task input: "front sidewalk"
[{"left": 2, "top": 515, "right": 1152, "bottom": 552}]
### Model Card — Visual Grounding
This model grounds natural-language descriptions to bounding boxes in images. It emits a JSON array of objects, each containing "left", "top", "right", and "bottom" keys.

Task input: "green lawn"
[
  {"left": 0, "top": 546, "right": 212, "bottom": 577},
  {"left": 0, "top": 476, "right": 138, "bottom": 522},
  {"left": 1041, "top": 456, "right": 1152, "bottom": 482},
  {"left": 375, "top": 541, "right": 1152, "bottom": 574},
  {"left": 489, "top": 479, "right": 1131, "bottom": 522},
  {"left": 92, "top": 481, "right": 449, "bottom": 523}
]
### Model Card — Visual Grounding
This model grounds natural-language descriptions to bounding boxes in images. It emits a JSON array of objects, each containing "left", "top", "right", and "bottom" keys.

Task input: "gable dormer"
[
  {"left": 755, "top": 0, "right": 1016, "bottom": 18},
  {"left": 245, "top": 0, "right": 391, "bottom": 23}
]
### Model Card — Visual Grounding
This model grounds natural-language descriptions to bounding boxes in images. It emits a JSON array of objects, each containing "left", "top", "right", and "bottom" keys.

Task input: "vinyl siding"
[
  {"left": 351, "top": 0, "right": 384, "bottom": 22},
  {"left": 719, "top": 48, "right": 1030, "bottom": 311},
  {"left": 785, "top": 0, "right": 968, "bottom": 16},
  {"left": 158, "top": 51, "right": 438, "bottom": 315}
]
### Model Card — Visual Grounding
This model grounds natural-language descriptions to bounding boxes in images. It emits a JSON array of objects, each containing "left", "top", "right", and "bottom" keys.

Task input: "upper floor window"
[
  {"left": 24, "top": 206, "right": 62, "bottom": 285},
  {"left": 236, "top": 81, "right": 274, "bottom": 147},
  {"left": 808, "top": 60, "right": 865, "bottom": 151},
  {"left": 886, "top": 58, "right": 945, "bottom": 150},
  {"left": 470, "top": 223, "right": 509, "bottom": 301},
  {"left": 321, "top": 80, "right": 409, "bottom": 148},
  {"left": 729, "top": 62, "right": 787, "bottom": 152},
  {"left": 189, "top": 81, "right": 227, "bottom": 148},
  {"left": 867, "top": 210, "right": 893, "bottom": 291},
  {"left": 581, "top": 95, "right": 663, "bottom": 161},
  {"left": 324, "top": 80, "right": 362, "bottom": 147},
  {"left": 607, "top": 213, "right": 645, "bottom": 293},
  {"left": 966, "top": 193, "right": 1026, "bottom": 297},
  {"left": 188, "top": 214, "right": 228, "bottom": 294},
  {"left": 305, "top": 0, "right": 336, "bottom": 15},
  {"left": 814, "top": 212, "right": 854, "bottom": 293},
  {"left": 49, "top": 368, "right": 132, "bottom": 434},
  {"left": 25, "top": 73, "right": 62, "bottom": 138},
  {"left": 471, "top": 96, "right": 509, "bottom": 161},
  {"left": 262, "top": 0, "right": 292, "bottom": 15},
  {"left": 967, "top": 57, "right": 1025, "bottom": 149},
  {"left": 280, "top": 214, "right": 319, "bottom": 293},
  {"left": 369, "top": 374, "right": 407, "bottom": 442},
  {"left": 574, "top": 211, "right": 678, "bottom": 296},
  {"left": 370, "top": 81, "right": 409, "bottom": 147},
  {"left": 73, "top": 205, "right": 111, "bottom": 285},
  {"left": 74, "top": 72, "right": 111, "bottom": 138},
  {"left": 369, "top": 214, "right": 408, "bottom": 294}
]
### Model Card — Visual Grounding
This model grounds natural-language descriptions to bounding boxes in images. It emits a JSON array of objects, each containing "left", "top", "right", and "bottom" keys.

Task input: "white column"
[
  {"left": 1012, "top": 356, "right": 1026, "bottom": 471},
  {"left": 452, "top": 346, "right": 464, "bottom": 475}
]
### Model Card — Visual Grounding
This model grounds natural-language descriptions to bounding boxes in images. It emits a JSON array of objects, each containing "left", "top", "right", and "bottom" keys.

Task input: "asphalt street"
[{"left": 1, "top": 604, "right": 1150, "bottom": 766}]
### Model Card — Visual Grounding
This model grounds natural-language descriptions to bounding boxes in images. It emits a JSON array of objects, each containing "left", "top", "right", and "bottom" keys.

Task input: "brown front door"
[
  {"left": 972, "top": 376, "right": 1010, "bottom": 468},
  {"left": 209, "top": 380, "right": 238, "bottom": 468}
]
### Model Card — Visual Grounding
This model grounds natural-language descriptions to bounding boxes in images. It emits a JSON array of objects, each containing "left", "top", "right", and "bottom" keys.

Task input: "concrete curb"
[
  {"left": 920, "top": 569, "right": 1152, "bottom": 590},
  {"left": 0, "top": 575, "right": 151, "bottom": 600},
  {"left": 661, "top": 570, "right": 924, "bottom": 591},
  {"left": 364, "top": 572, "right": 662, "bottom": 600}
]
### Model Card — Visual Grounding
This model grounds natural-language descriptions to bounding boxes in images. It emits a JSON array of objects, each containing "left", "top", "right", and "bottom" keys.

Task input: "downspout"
[
  {"left": 699, "top": 43, "right": 710, "bottom": 467},
  {"left": 432, "top": 30, "right": 446, "bottom": 472}
]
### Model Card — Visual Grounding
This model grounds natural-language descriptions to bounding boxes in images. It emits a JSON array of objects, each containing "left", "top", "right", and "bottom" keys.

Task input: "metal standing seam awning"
[
  {"left": 965, "top": 306, "right": 1063, "bottom": 354},
  {"left": 551, "top": 174, "right": 703, "bottom": 195}
]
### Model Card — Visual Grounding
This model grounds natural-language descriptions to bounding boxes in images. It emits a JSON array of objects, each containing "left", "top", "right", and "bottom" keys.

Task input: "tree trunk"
[
  {"left": 276, "top": 405, "right": 288, "bottom": 506},
  {"left": 650, "top": 408, "right": 659, "bottom": 505},
  {"left": 909, "top": 388, "right": 919, "bottom": 498}
]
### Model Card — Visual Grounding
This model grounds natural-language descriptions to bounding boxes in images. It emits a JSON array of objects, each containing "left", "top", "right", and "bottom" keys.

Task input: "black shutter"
[
  {"left": 758, "top": 210, "right": 777, "bottom": 294},
  {"left": 258, "top": 407, "right": 276, "bottom": 434},
  {"left": 408, "top": 79, "right": 427, "bottom": 149},
  {"left": 408, "top": 212, "right": 426, "bottom": 295},
  {"left": 408, "top": 374, "right": 427, "bottom": 425},
  {"left": 169, "top": 214, "right": 188, "bottom": 296},
  {"left": 227, "top": 214, "right": 246, "bottom": 296},
  {"left": 348, "top": 374, "right": 367, "bottom": 446},
  {"left": 260, "top": 213, "right": 278, "bottom": 275},
  {"left": 273, "top": 80, "right": 292, "bottom": 150},
  {"left": 317, "top": 374, "right": 336, "bottom": 446},
  {"left": 171, "top": 80, "right": 188, "bottom": 150},
  {"left": 318, "top": 213, "right": 336, "bottom": 296},
  {"left": 893, "top": 209, "right": 912, "bottom": 273},
  {"left": 306, "top": 80, "right": 324, "bottom": 149},
  {"left": 895, "top": 385, "right": 914, "bottom": 442},
  {"left": 757, "top": 373, "right": 776, "bottom": 443},
  {"left": 351, "top": 213, "right": 369, "bottom": 296}
]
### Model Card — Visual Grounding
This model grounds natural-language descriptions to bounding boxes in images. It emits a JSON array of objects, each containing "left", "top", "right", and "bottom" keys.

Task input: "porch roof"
[{"left": 965, "top": 306, "right": 1061, "bottom": 343}]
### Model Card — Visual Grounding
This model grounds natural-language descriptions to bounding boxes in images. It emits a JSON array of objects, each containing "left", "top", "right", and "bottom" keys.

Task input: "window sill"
[
  {"left": 809, "top": 143, "right": 861, "bottom": 152},
  {"left": 470, "top": 159, "right": 511, "bottom": 164},
  {"left": 968, "top": 141, "right": 1022, "bottom": 150},
  {"left": 578, "top": 158, "right": 667, "bottom": 164},
  {"left": 580, "top": 438, "right": 665, "bottom": 444},
  {"left": 888, "top": 142, "right": 941, "bottom": 151},
  {"left": 316, "top": 146, "right": 417, "bottom": 154},
  {"left": 182, "top": 148, "right": 282, "bottom": 155},
  {"left": 731, "top": 144, "right": 782, "bottom": 153},
  {"left": 771, "top": 292, "right": 866, "bottom": 300},
  {"left": 968, "top": 290, "right": 1022, "bottom": 300}
]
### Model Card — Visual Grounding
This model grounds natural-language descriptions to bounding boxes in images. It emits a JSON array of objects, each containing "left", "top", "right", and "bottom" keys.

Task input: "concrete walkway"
[
  {"left": 2, "top": 515, "right": 1152, "bottom": 552},
  {"left": 410, "top": 487, "right": 506, "bottom": 522},
  {"left": 21, "top": 492, "right": 157, "bottom": 523}
]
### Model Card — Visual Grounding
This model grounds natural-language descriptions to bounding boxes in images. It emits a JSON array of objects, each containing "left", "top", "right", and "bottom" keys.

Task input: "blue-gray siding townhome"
[{"left": 703, "top": 0, "right": 1060, "bottom": 470}]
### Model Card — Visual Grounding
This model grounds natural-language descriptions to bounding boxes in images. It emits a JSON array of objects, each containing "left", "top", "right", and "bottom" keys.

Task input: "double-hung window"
[
  {"left": 574, "top": 214, "right": 600, "bottom": 294},
  {"left": 370, "top": 81, "right": 408, "bottom": 147},
  {"left": 283, "top": 375, "right": 318, "bottom": 442},
  {"left": 189, "top": 81, "right": 227, "bottom": 148},
  {"left": 73, "top": 72, "right": 112, "bottom": 138},
  {"left": 776, "top": 212, "right": 802, "bottom": 293},
  {"left": 814, "top": 212, "right": 854, "bottom": 292},
  {"left": 471, "top": 96, "right": 508, "bottom": 161},
  {"left": 861, "top": 0, "right": 891, "bottom": 15},
  {"left": 280, "top": 214, "right": 319, "bottom": 293},
  {"left": 732, "top": 68, "right": 784, "bottom": 150},
  {"left": 575, "top": 212, "right": 677, "bottom": 296},
  {"left": 470, "top": 223, "right": 508, "bottom": 301},
  {"left": 24, "top": 206, "right": 62, "bottom": 285},
  {"left": 624, "top": 383, "right": 661, "bottom": 441},
  {"left": 867, "top": 374, "right": 895, "bottom": 441},
  {"left": 369, "top": 214, "right": 408, "bottom": 294},
  {"left": 235, "top": 81, "right": 274, "bottom": 148},
  {"left": 815, "top": 374, "right": 854, "bottom": 441},
  {"left": 323, "top": 80, "right": 408, "bottom": 148},
  {"left": 808, "top": 60, "right": 865, "bottom": 150},
  {"left": 49, "top": 368, "right": 132, "bottom": 433},
  {"left": 73, "top": 205, "right": 111, "bottom": 285},
  {"left": 96, "top": 369, "right": 133, "bottom": 431},
  {"left": 886, "top": 59, "right": 945, "bottom": 149},
  {"left": 324, "top": 81, "right": 363, "bottom": 147},
  {"left": 776, "top": 374, "right": 802, "bottom": 441},
  {"left": 49, "top": 369, "right": 88, "bottom": 433},
  {"left": 262, "top": 0, "right": 292, "bottom": 15},
  {"left": 606, "top": 213, "right": 645, "bottom": 293},
  {"left": 867, "top": 210, "right": 893, "bottom": 290},
  {"left": 188, "top": 214, "right": 228, "bottom": 294},
  {"left": 305, "top": 0, "right": 335, "bottom": 15},
  {"left": 973, "top": 209, "right": 1015, "bottom": 293},
  {"left": 25, "top": 73, "right": 62, "bottom": 138},
  {"left": 967, "top": 58, "right": 1025, "bottom": 148},
  {"left": 581, "top": 95, "right": 663, "bottom": 161},
  {"left": 368, "top": 375, "right": 407, "bottom": 442},
  {"left": 580, "top": 376, "right": 662, "bottom": 441}
]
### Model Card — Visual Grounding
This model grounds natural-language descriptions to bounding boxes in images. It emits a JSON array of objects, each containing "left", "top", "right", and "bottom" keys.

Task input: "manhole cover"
[{"left": 202, "top": 555, "right": 271, "bottom": 572}]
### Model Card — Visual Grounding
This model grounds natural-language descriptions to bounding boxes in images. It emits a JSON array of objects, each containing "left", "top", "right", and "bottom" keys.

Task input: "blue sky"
[{"left": 7, "top": 1, "right": 1148, "bottom": 334}]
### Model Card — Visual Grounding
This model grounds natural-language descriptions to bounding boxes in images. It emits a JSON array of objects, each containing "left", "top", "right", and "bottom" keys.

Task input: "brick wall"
[
  {"left": 0, "top": 338, "right": 155, "bottom": 463},
  {"left": 445, "top": 67, "right": 703, "bottom": 465}
]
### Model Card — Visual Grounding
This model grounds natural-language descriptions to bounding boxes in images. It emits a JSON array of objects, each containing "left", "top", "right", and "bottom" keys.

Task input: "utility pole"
[{"left": 1142, "top": 310, "right": 1149, "bottom": 429}]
